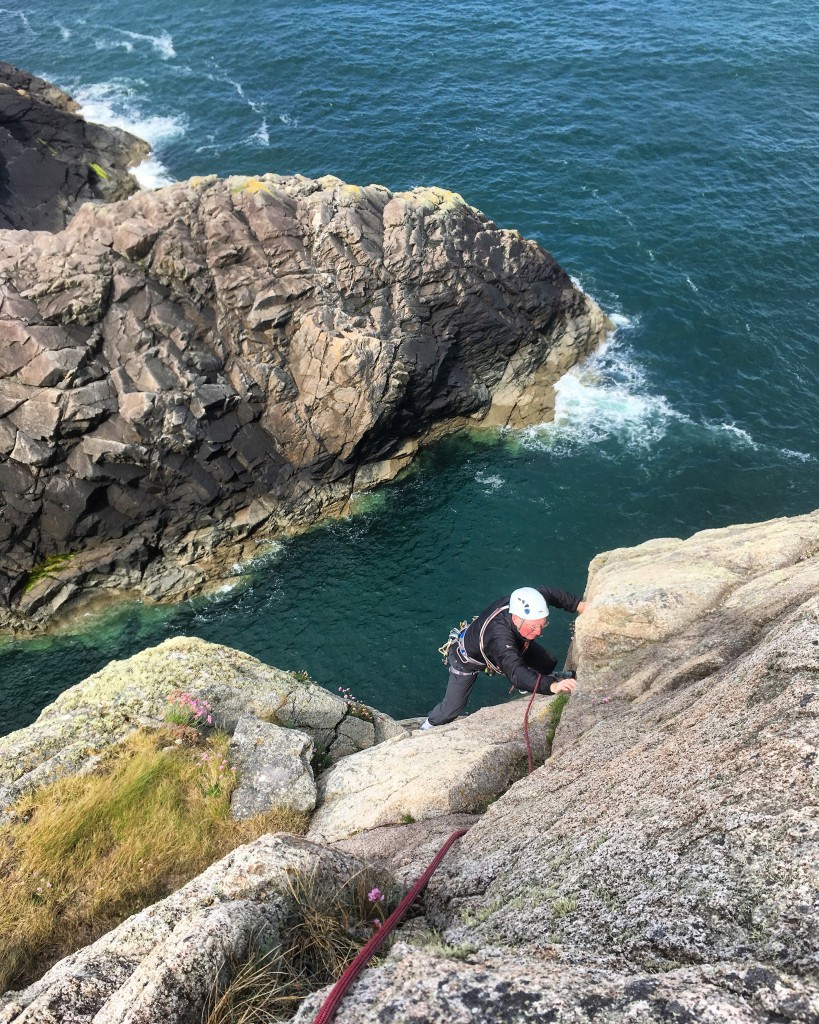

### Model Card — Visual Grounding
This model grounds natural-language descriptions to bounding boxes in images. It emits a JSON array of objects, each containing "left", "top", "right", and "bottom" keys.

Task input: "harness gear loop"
[{"left": 437, "top": 619, "right": 471, "bottom": 663}]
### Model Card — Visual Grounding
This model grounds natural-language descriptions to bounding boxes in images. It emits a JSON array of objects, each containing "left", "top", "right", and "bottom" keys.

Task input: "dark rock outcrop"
[
  {"left": 0, "top": 172, "right": 610, "bottom": 632},
  {"left": 0, "top": 62, "right": 148, "bottom": 232}
]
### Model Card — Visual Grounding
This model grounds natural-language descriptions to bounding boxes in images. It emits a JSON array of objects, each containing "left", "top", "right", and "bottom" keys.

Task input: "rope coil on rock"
[{"left": 312, "top": 828, "right": 469, "bottom": 1024}]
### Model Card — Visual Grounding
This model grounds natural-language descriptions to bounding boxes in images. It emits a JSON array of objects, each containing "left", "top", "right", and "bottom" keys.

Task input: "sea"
[{"left": 0, "top": 0, "right": 817, "bottom": 734}]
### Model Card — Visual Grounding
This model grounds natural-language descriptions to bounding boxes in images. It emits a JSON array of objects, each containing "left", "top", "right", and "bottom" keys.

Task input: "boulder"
[
  {"left": 0, "top": 636, "right": 405, "bottom": 820},
  {"left": 0, "top": 834, "right": 396, "bottom": 1024},
  {"left": 307, "top": 696, "right": 559, "bottom": 843},
  {"left": 0, "top": 164, "right": 612, "bottom": 632},
  {"left": 331, "top": 813, "right": 480, "bottom": 889},
  {"left": 0, "top": 62, "right": 148, "bottom": 232},
  {"left": 228, "top": 715, "right": 317, "bottom": 818}
]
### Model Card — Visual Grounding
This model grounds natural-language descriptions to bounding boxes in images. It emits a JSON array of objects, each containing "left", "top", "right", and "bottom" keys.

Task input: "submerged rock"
[
  {"left": 0, "top": 62, "right": 148, "bottom": 232},
  {"left": 0, "top": 167, "right": 611, "bottom": 632}
]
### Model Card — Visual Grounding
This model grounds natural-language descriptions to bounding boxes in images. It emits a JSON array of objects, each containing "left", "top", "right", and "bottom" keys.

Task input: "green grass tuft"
[
  {"left": 545, "top": 692, "right": 570, "bottom": 748},
  {"left": 23, "top": 553, "right": 74, "bottom": 594}
]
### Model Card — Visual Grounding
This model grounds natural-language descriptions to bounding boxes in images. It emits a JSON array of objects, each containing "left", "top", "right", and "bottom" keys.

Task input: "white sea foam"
[
  {"left": 780, "top": 448, "right": 814, "bottom": 462},
  {"left": 704, "top": 421, "right": 759, "bottom": 449},
  {"left": 518, "top": 325, "right": 688, "bottom": 454},
  {"left": 702, "top": 422, "right": 815, "bottom": 462},
  {"left": 59, "top": 25, "right": 72, "bottom": 41},
  {"left": 685, "top": 274, "right": 699, "bottom": 293},
  {"left": 115, "top": 29, "right": 176, "bottom": 59},
  {"left": 280, "top": 112, "right": 298, "bottom": 127},
  {"left": 249, "top": 119, "right": 269, "bottom": 145},
  {"left": 72, "top": 81, "right": 185, "bottom": 188},
  {"left": 95, "top": 39, "right": 134, "bottom": 53},
  {"left": 475, "top": 472, "right": 504, "bottom": 492}
]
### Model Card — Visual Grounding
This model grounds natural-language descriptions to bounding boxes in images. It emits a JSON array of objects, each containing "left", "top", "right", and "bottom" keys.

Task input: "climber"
[{"left": 420, "top": 586, "right": 586, "bottom": 728}]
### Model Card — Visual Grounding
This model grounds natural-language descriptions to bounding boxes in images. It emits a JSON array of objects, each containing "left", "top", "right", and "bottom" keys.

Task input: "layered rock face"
[
  {"left": 0, "top": 63, "right": 148, "bottom": 232},
  {"left": 0, "top": 171, "right": 610, "bottom": 632}
]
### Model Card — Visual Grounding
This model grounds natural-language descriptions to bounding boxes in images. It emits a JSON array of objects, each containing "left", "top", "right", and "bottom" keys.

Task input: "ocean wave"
[
  {"left": 519, "top": 333, "right": 687, "bottom": 454},
  {"left": 780, "top": 448, "right": 814, "bottom": 462},
  {"left": 517, "top": 328, "right": 815, "bottom": 466},
  {"left": 72, "top": 81, "right": 185, "bottom": 188}
]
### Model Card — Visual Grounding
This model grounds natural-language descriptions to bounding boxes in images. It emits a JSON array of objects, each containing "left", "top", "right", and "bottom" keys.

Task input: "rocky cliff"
[
  {"left": 0, "top": 163, "right": 610, "bottom": 633},
  {"left": 1, "top": 511, "right": 816, "bottom": 1023},
  {"left": 0, "top": 63, "right": 148, "bottom": 232}
]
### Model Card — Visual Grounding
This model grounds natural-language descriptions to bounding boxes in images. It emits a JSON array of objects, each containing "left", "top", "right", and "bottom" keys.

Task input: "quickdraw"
[{"left": 437, "top": 619, "right": 471, "bottom": 663}]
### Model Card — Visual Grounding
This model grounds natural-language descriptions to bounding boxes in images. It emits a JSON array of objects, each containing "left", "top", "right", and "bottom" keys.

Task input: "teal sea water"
[{"left": 1, "top": 0, "right": 817, "bottom": 733}]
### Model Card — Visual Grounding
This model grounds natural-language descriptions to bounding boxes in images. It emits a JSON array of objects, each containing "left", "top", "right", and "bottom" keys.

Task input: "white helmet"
[{"left": 509, "top": 587, "right": 548, "bottom": 620}]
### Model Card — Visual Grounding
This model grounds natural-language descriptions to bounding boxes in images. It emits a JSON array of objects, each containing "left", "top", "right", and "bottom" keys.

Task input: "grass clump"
[
  {"left": 204, "top": 869, "right": 396, "bottom": 1024},
  {"left": 545, "top": 692, "right": 570, "bottom": 749},
  {"left": 0, "top": 729, "right": 308, "bottom": 994},
  {"left": 22, "top": 553, "right": 74, "bottom": 594}
]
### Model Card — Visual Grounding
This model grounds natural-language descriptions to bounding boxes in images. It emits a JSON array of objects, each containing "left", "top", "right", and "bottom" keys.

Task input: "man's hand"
[
  {"left": 551, "top": 678, "right": 577, "bottom": 695},
  {"left": 576, "top": 600, "right": 587, "bottom": 613}
]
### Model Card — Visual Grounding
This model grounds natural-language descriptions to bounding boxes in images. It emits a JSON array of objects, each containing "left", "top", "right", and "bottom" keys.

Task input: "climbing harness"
[
  {"left": 438, "top": 605, "right": 512, "bottom": 676},
  {"left": 312, "top": 828, "right": 469, "bottom": 1024}
]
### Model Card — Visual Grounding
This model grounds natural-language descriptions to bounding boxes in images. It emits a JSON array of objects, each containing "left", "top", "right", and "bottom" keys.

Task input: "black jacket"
[{"left": 458, "top": 586, "right": 581, "bottom": 693}]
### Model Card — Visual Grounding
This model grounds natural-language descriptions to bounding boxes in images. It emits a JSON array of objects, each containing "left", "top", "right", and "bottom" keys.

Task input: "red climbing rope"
[
  {"left": 523, "top": 673, "right": 542, "bottom": 774},
  {"left": 313, "top": 827, "right": 469, "bottom": 1024}
]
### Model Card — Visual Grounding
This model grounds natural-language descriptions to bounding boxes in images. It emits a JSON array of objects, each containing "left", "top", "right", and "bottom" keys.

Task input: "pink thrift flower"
[{"left": 367, "top": 887, "right": 383, "bottom": 903}]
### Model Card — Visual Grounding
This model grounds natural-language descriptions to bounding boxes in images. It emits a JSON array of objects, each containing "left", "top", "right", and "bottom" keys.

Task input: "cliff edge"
[{"left": 1, "top": 171, "right": 610, "bottom": 633}]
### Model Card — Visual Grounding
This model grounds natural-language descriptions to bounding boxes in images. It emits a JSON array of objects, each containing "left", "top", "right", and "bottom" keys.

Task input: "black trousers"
[{"left": 427, "top": 643, "right": 558, "bottom": 726}]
